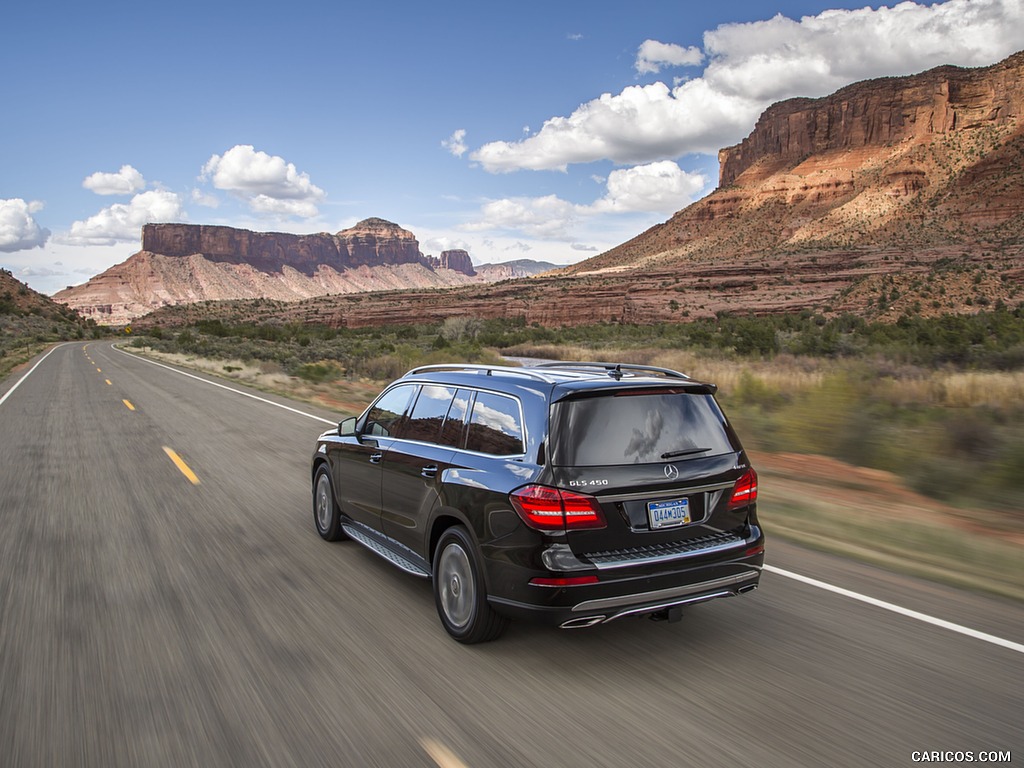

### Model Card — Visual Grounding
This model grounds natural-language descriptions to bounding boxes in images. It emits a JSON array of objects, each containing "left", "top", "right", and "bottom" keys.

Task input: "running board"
[{"left": 341, "top": 523, "right": 431, "bottom": 578}]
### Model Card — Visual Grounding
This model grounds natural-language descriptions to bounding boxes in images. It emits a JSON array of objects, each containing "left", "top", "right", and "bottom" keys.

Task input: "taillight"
[
  {"left": 728, "top": 469, "right": 758, "bottom": 509},
  {"left": 510, "top": 485, "right": 607, "bottom": 531}
]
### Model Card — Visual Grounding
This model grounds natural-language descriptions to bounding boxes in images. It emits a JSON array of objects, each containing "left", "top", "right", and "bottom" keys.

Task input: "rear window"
[
  {"left": 549, "top": 391, "right": 737, "bottom": 467},
  {"left": 465, "top": 391, "right": 524, "bottom": 456}
]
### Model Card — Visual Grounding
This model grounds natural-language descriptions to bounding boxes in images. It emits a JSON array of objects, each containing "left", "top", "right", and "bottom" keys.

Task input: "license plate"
[{"left": 648, "top": 498, "right": 690, "bottom": 529}]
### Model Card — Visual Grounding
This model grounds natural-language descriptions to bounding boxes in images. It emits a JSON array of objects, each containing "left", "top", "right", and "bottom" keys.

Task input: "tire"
[
  {"left": 432, "top": 526, "right": 508, "bottom": 644},
  {"left": 313, "top": 464, "right": 346, "bottom": 541}
]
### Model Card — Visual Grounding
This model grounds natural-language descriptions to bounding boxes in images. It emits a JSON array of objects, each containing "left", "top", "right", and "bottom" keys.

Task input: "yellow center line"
[
  {"left": 163, "top": 447, "right": 201, "bottom": 485},
  {"left": 122, "top": 399, "right": 135, "bottom": 411},
  {"left": 96, "top": 368, "right": 102, "bottom": 373},
  {"left": 420, "top": 739, "right": 470, "bottom": 768},
  {"left": 105, "top": 379, "right": 112, "bottom": 386}
]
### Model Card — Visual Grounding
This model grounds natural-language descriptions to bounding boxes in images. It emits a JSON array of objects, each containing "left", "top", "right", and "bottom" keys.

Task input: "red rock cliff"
[
  {"left": 437, "top": 249, "right": 476, "bottom": 276},
  {"left": 719, "top": 52, "right": 1024, "bottom": 186},
  {"left": 141, "top": 217, "right": 423, "bottom": 276}
]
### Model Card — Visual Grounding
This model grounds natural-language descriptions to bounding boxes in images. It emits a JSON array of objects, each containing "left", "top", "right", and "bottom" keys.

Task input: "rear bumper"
[
  {"left": 566, "top": 570, "right": 759, "bottom": 622},
  {"left": 487, "top": 531, "right": 764, "bottom": 628}
]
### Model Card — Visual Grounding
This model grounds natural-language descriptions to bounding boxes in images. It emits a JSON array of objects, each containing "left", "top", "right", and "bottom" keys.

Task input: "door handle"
[
  {"left": 369, "top": 452, "right": 383, "bottom": 464},
  {"left": 420, "top": 465, "right": 438, "bottom": 478}
]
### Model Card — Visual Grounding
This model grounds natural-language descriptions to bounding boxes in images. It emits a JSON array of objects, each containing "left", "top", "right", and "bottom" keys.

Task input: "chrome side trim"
[
  {"left": 570, "top": 571, "right": 758, "bottom": 613},
  {"left": 342, "top": 523, "right": 431, "bottom": 578}
]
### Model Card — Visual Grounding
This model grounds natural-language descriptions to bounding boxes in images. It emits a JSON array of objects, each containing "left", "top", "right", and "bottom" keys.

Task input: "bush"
[{"left": 294, "top": 360, "right": 344, "bottom": 384}]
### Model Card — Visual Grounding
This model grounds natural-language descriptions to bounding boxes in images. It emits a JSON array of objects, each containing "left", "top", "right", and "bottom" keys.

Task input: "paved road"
[{"left": 1, "top": 342, "right": 1020, "bottom": 767}]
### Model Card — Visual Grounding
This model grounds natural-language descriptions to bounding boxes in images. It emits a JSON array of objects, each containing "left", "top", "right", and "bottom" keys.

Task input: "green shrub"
[{"left": 294, "top": 360, "right": 344, "bottom": 384}]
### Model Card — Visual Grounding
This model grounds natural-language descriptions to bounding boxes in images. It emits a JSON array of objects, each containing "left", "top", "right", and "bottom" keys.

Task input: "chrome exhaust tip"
[
  {"left": 560, "top": 616, "right": 606, "bottom": 629},
  {"left": 737, "top": 584, "right": 758, "bottom": 594}
]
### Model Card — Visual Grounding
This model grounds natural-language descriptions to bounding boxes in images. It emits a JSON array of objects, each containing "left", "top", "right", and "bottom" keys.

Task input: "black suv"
[{"left": 311, "top": 362, "right": 764, "bottom": 643}]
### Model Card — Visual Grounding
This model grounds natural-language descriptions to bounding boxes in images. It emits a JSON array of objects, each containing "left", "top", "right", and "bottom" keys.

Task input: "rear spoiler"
[{"left": 552, "top": 381, "right": 719, "bottom": 402}]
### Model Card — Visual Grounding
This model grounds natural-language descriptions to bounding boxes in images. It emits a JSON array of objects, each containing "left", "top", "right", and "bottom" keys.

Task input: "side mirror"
[{"left": 338, "top": 416, "right": 358, "bottom": 436}]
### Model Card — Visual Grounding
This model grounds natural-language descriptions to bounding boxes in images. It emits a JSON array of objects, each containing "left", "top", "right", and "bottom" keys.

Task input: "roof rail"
[
  {"left": 404, "top": 363, "right": 560, "bottom": 382},
  {"left": 531, "top": 361, "right": 692, "bottom": 381}
]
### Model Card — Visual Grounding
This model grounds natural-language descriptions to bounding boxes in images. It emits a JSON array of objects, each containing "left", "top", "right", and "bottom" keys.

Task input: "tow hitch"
[{"left": 650, "top": 606, "right": 683, "bottom": 623}]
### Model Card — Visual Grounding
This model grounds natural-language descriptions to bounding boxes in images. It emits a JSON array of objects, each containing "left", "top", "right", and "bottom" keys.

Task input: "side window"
[
  {"left": 439, "top": 388, "right": 473, "bottom": 448},
  {"left": 363, "top": 385, "right": 415, "bottom": 438},
  {"left": 465, "top": 392, "right": 524, "bottom": 456},
  {"left": 403, "top": 385, "right": 457, "bottom": 444}
]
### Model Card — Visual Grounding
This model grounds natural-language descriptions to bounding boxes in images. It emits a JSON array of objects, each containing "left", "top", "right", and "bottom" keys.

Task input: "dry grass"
[
  {"left": 133, "top": 347, "right": 382, "bottom": 415},
  {"left": 502, "top": 341, "right": 1024, "bottom": 409},
  {"left": 892, "top": 371, "right": 1024, "bottom": 408},
  {"left": 756, "top": 452, "right": 1024, "bottom": 601}
]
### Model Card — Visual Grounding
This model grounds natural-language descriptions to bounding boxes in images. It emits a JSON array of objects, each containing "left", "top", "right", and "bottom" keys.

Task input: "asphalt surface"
[{"left": 0, "top": 341, "right": 1021, "bottom": 768}]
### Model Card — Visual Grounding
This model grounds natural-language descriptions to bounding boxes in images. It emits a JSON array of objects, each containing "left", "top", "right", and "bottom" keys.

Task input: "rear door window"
[
  {"left": 439, "top": 388, "right": 473, "bottom": 448},
  {"left": 465, "top": 391, "right": 524, "bottom": 456},
  {"left": 403, "top": 385, "right": 457, "bottom": 444},
  {"left": 549, "top": 390, "right": 737, "bottom": 466}
]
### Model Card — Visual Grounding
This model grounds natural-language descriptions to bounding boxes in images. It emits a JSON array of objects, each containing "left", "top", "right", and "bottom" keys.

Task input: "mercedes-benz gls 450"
[{"left": 311, "top": 362, "right": 764, "bottom": 643}]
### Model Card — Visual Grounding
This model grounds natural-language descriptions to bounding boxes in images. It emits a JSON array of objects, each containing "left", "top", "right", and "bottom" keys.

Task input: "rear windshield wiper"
[{"left": 660, "top": 447, "right": 711, "bottom": 459}]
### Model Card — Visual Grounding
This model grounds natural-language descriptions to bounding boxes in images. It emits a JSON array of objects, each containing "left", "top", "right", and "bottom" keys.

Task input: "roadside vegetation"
[
  {"left": 124, "top": 306, "right": 1024, "bottom": 599},
  {"left": 0, "top": 275, "right": 104, "bottom": 379}
]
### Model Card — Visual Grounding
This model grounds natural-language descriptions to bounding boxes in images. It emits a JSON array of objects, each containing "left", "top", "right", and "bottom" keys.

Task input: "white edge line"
[
  {"left": 764, "top": 564, "right": 1024, "bottom": 655},
  {"left": 0, "top": 344, "right": 69, "bottom": 409},
  {"left": 114, "top": 346, "right": 337, "bottom": 425}
]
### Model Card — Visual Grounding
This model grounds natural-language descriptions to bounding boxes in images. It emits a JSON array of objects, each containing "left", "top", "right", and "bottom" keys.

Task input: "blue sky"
[{"left": 3, "top": 0, "right": 1023, "bottom": 295}]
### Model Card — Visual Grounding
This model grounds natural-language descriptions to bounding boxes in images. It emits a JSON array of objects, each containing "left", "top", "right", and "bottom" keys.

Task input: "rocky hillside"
[
  {"left": 54, "top": 219, "right": 520, "bottom": 325},
  {"left": 1, "top": 269, "right": 92, "bottom": 367},
  {"left": 2, "top": 268, "right": 76, "bottom": 317},
  {"left": 569, "top": 52, "right": 1024, "bottom": 275}
]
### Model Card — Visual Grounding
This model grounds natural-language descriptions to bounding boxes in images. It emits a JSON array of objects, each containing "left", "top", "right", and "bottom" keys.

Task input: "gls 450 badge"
[{"left": 568, "top": 479, "right": 609, "bottom": 487}]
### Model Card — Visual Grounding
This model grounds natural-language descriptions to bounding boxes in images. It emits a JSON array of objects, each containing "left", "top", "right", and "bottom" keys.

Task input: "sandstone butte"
[
  {"left": 55, "top": 217, "right": 501, "bottom": 325},
  {"left": 73, "top": 51, "right": 1024, "bottom": 329}
]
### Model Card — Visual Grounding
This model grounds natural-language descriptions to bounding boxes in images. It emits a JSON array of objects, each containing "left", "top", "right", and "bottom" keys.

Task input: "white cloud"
[
  {"left": 635, "top": 40, "right": 703, "bottom": 74},
  {"left": 248, "top": 195, "right": 320, "bottom": 218},
  {"left": 463, "top": 160, "right": 705, "bottom": 239},
  {"left": 82, "top": 165, "right": 146, "bottom": 195},
  {"left": 592, "top": 161, "right": 708, "bottom": 213},
  {"left": 0, "top": 199, "right": 50, "bottom": 252},
  {"left": 19, "top": 266, "right": 64, "bottom": 277},
  {"left": 63, "top": 190, "right": 185, "bottom": 245},
  {"left": 191, "top": 188, "right": 220, "bottom": 208},
  {"left": 422, "top": 235, "right": 472, "bottom": 254},
  {"left": 1, "top": 236, "right": 136, "bottom": 295},
  {"left": 200, "top": 145, "right": 325, "bottom": 218},
  {"left": 442, "top": 129, "right": 468, "bottom": 157},
  {"left": 472, "top": 0, "right": 1024, "bottom": 173},
  {"left": 701, "top": 1, "right": 1022, "bottom": 101},
  {"left": 472, "top": 80, "right": 760, "bottom": 171},
  {"left": 463, "top": 195, "right": 581, "bottom": 240}
]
